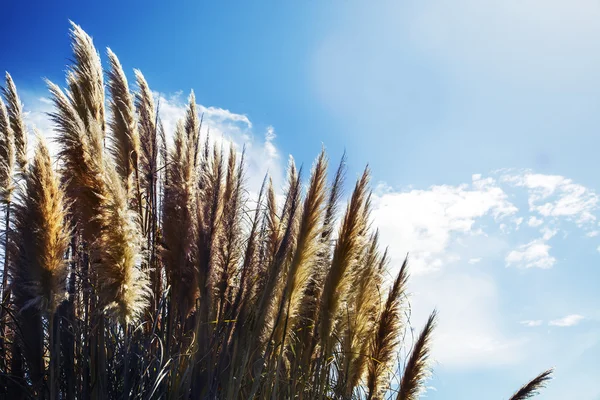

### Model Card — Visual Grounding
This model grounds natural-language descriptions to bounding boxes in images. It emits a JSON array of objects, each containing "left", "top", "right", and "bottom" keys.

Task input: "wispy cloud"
[
  {"left": 505, "top": 239, "right": 556, "bottom": 269},
  {"left": 520, "top": 320, "right": 543, "bottom": 327},
  {"left": 372, "top": 174, "right": 516, "bottom": 275},
  {"left": 503, "top": 172, "right": 598, "bottom": 227},
  {"left": 528, "top": 216, "right": 544, "bottom": 227},
  {"left": 549, "top": 314, "right": 585, "bottom": 327},
  {"left": 197, "top": 105, "right": 252, "bottom": 129}
]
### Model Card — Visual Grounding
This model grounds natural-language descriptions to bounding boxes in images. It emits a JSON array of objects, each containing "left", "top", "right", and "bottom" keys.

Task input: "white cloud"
[
  {"left": 520, "top": 320, "right": 543, "bottom": 327},
  {"left": 513, "top": 217, "right": 524, "bottom": 229},
  {"left": 528, "top": 216, "right": 544, "bottom": 227},
  {"left": 372, "top": 175, "right": 516, "bottom": 274},
  {"left": 197, "top": 105, "right": 252, "bottom": 129},
  {"left": 549, "top": 314, "right": 585, "bottom": 327},
  {"left": 540, "top": 226, "right": 558, "bottom": 241},
  {"left": 468, "top": 258, "right": 481, "bottom": 264},
  {"left": 263, "top": 126, "right": 278, "bottom": 159},
  {"left": 586, "top": 230, "right": 599, "bottom": 237},
  {"left": 38, "top": 96, "right": 53, "bottom": 105},
  {"left": 504, "top": 172, "right": 598, "bottom": 226},
  {"left": 505, "top": 239, "right": 556, "bottom": 269}
]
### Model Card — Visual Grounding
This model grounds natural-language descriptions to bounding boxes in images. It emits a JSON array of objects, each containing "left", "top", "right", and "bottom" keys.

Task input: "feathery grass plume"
[
  {"left": 8, "top": 136, "right": 71, "bottom": 389},
  {"left": 162, "top": 121, "right": 198, "bottom": 320},
  {"left": 184, "top": 90, "right": 201, "bottom": 167},
  {"left": 260, "top": 159, "right": 302, "bottom": 338},
  {"left": 219, "top": 175, "right": 266, "bottom": 399},
  {"left": 9, "top": 136, "right": 70, "bottom": 314},
  {"left": 232, "top": 162, "right": 299, "bottom": 361},
  {"left": 367, "top": 256, "right": 409, "bottom": 400},
  {"left": 265, "top": 178, "right": 282, "bottom": 260},
  {"left": 318, "top": 167, "right": 370, "bottom": 355},
  {"left": 46, "top": 80, "right": 105, "bottom": 239},
  {"left": 0, "top": 93, "right": 16, "bottom": 383},
  {"left": 340, "top": 232, "right": 384, "bottom": 397},
  {"left": 107, "top": 48, "right": 140, "bottom": 196},
  {"left": 215, "top": 144, "right": 244, "bottom": 321},
  {"left": 320, "top": 152, "right": 346, "bottom": 252},
  {"left": 397, "top": 310, "right": 437, "bottom": 400},
  {"left": 158, "top": 117, "right": 167, "bottom": 181},
  {"left": 2, "top": 73, "right": 28, "bottom": 172},
  {"left": 228, "top": 173, "right": 266, "bottom": 334},
  {"left": 279, "top": 157, "right": 301, "bottom": 234},
  {"left": 508, "top": 369, "right": 553, "bottom": 400},
  {"left": 0, "top": 98, "right": 15, "bottom": 200},
  {"left": 133, "top": 70, "right": 161, "bottom": 316},
  {"left": 134, "top": 70, "right": 157, "bottom": 190},
  {"left": 293, "top": 153, "right": 346, "bottom": 376},
  {"left": 240, "top": 161, "right": 303, "bottom": 399},
  {"left": 247, "top": 167, "right": 289, "bottom": 327},
  {"left": 48, "top": 23, "right": 106, "bottom": 221},
  {"left": 196, "top": 142, "right": 225, "bottom": 310},
  {"left": 193, "top": 110, "right": 221, "bottom": 312},
  {"left": 189, "top": 141, "right": 226, "bottom": 398},
  {"left": 93, "top": 161, "right": 149, "bottom": 323},
  {"left": 68, "top": 21, "right": 106, "bottom": 133},
  {"left": 273, "top": 150, "right": 327, "bottom": 349},
  {"left": 230, "top": 177, "right": 277, "bottom": 340},
  {"left": 48, "top": 80, "right": 149, "bottom": 323}
]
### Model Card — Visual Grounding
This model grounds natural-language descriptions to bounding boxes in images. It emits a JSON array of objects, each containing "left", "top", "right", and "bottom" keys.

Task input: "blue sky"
[{"left": 2, "top": 1, "right": 600, "bottom": 398}]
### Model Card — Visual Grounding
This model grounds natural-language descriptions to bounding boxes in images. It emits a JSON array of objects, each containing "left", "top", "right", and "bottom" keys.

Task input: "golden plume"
[
  {"left": 274, "top": 150, "right": 327, "bottom": 348},
  {"left": 367, "top": 257, "right": 409, "bottom": 399},
  {"left": 68, "top": 21, "right": 105, "bottom": 133},
  {"left": 397, "top": 310, "right": 437, "bottom": 400},
  {"left": 508, "top": 369, "right": 553, "bottom": 400},
  {"left": 107, "top": 48, "right": 140, "bottom": 196},
  {"left": 0, "top": 98, "right": 15, "bottom": 200},
  {"left": 9, "top": 135, "right": 70, "bottom": 314},
  {"left": 2, "top": 73, "right": 28, "bottom": 172},
  {"left": 318, "top": 167, "right": 370, "bottom": 354}
]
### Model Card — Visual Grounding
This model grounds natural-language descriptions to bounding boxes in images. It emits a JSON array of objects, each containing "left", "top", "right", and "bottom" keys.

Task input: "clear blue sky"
[{"left": 2, "top": 1, "right": 600, "bottom": 398}]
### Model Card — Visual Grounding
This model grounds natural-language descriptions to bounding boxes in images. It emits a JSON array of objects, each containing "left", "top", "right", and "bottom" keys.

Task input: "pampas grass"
[
  {"left": 366, "top": 257, "right": 409, "bottom": 400},
  {"left": 397, "top": 310, "right": 437, "bottom": 400},
  {"left": 9, "top": 136, "right": 70, "bottom": 315},
  {"left": 0, "top": 22, "right": 553, "bottom": 400},
  {"left": 7, "top": 136, "right": 70, "bottom": 396},
  {"left": 0, "top": 98, "right": 15, "bottom": 199},
  {"left": 508, "top": 369, "right": 554, "bottom": 400},
  {"left": 106, "top": 48, "right": 140, "bottom": 197},
  {"left": 1, "top": 73, "right": 28, "bottom": 172}
]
